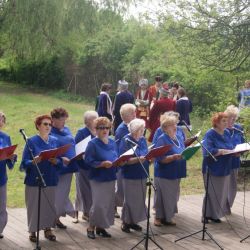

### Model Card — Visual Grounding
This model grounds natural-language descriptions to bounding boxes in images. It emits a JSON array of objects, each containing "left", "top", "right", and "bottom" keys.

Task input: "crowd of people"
[{"left": 0, "top": 77, "right": 248, "bottom": 244}]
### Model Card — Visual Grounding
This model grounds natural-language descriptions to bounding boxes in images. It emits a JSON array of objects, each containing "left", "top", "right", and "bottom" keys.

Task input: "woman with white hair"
[
  {"left": 154, "top": 115, "right": 186, "bottom": 226},
  {"left": 118, "top": 118, "right": 149, "bottom": 233},
  {"left": 135, "top": 79, "right": 150, "bottom": 127},
  {"left": 74, "top": 111, "right": 98, "bottom": 222},
  {"left": 114, "top": 104, "right": 136, "bottom": 217},
  {"left": 113, "top": 80, "right": 134, "bottom": 133},
  {"left": 224, "top": 105, "right": 244, "bottom": 210}
]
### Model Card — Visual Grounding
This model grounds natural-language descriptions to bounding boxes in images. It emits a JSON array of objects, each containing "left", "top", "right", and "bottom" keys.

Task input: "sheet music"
[
  {"left": 121, "top": 145, "right": 137, "bottom": 156},
  {"left": 75, "top": 135, "right": 91, "bottom": 156}
]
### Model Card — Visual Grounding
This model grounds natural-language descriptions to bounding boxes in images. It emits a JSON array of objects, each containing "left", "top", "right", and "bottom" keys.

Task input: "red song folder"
[
  {"left": 145, "top": 144, "right": 172, "bottom": 161},
  {"left": 113, "top": 154, "right": 134, "bottom": 167},
  {"left": 0, "top": 144, "right": 18, "bottom": 161},
  {"left": 38, "top": 144, "right": 71, "bottom": 161}
]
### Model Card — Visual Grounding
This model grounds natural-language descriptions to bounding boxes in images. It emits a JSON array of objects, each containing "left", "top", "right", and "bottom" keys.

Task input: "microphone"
[
  {"left": 19, "top": 128, "right": 28, "bottom": 141},
  {"left": 181, "top": 120, "right": 192, "bottom": 133},
  {"left": 125, "top": 138, "right": 138, "bottom": 147},
  {"left": 232, "top": 126, "right": 244, "bottom": 134}
]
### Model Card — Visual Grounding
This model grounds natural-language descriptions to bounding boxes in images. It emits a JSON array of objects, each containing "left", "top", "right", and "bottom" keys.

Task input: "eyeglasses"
[
  {"left": 96, "top": 126, "right": 110, "bottom": 130},
  {"left": 42, "top": 122, "right": 52, "bottom": 127}
]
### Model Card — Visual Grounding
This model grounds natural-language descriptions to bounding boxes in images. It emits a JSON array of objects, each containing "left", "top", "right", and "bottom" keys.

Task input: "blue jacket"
[
  {"left": 155, "top": 133, "right": 186, "bottom": 179},
  {"left": 115, "top": 122, "right": 129, "bottom": 148},
  {"left": 20, "top": 135, "right": 63, "bottom": 186},
  {"left": 119, "top": 134, "right": 149, "bottom": 179},
  {"left": 50, "top": 126, "right": 78, "bottom": 174},
  {"left": 202, "top": 129, "right": 234, "bottom": 176},
  {"left": 75, "top": 127, "right": 95, "bottom": 170},
  {"left": 0, "top": 131, "right": 16, "bottom": 187},
  {"left": 85, "top": 137, "right": 118, "bottom": 182},
  {"left": 228, "top": 124, "right": 245, "bottom": 169}
]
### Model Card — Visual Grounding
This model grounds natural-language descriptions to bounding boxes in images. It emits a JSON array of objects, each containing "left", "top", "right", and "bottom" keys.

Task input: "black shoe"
[
  {"left": 56, "top": 221, "right": 67, "bottom": 229},
  {"left": 121, "top": 223, "right": 131, "bottom": 233},
  {"left": 0, "top": 233, "right": 4, "bottom": 239},
  {"left": 96, "top": 228, "right": 111, "bottom": 238},
  {"left": 210, "top": 218, "right": 221, "bottom": 223},
  {"left": 129, "top": 224, "right": 142, "bottom": 231},
  {"left": 87, "top": 229, "right": 95, "bottom": 239}
]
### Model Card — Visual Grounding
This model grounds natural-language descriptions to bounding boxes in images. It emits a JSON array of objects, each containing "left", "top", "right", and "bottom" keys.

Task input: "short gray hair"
[
  {"left": 128, "top": 118, "right": 145, "bottom": 134},
  {"left": 139, "top": 79, "right": 148, "bottom": 87},
  {"left": 84, "top": 111, "right": 98, "bottom": 125},
  {"left": 224, "top": 105, "right": 239, "bottom": 118},
  {"left": 120, "top": 103, "right": 136, "bottom": 120},
  {"left": 118, "top": 80, "right": 129, "bottom": 90}
]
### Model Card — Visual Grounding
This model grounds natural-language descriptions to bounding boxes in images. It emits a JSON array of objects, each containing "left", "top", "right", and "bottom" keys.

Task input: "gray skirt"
[
  {"left": 55, "top": 173, "right": 75, "bottom": 218},
  {"left": 115, "top": 169, "right": 124, "bottom": 207},
  {"left": 228, "top": 169, "right": 238, "bottom": 208},
  {"left": 75, "top": 169, "right": 92, "bottom": 215},
  {"left": 0, "top": 185, "right": 7, "bottom": 234},
  {"left": 154, "top": 177, "right": 180, "bottom": 222},
  {"left": 121, "top": 178, "right": 147, "bottom": 224},
  {"left": 89, "top": 180, "right": 115, "bottom": 229},
  {"left": 25, "top": 185, "right": 56, "bottom": 232},
  {"left": 202, "top": 173, "right": 230, "bottom": 219}
]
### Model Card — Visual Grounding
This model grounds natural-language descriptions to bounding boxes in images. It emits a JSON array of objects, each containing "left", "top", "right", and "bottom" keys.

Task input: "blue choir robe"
[
  {"left": 0, "top": 131, "right": 16, "bottom": 187},
  {"left": 118, "top": 134, "right": 149, "bottom": 179},
  {"left": 85, "top": 137, "right": 118, "bottom": 182},
  {"left": 115, "top": 122, "right": 129, "bottom": 148},
  {"left": 227, "top": 124, "right": 245, "bottom": 169},
  {"left": 75, "top": 127, "right": 95, "bottom": 170},
  {"left": 20, "top": 135, "right": 63, "bottom": 186},
  {"left": 155, "top": 133, "right": 186, "bottom": 179},
  {"left": 97, "top": 93, "right": 112, "bottom": 120},
  {"left": 202, "top": 129, "right": 234, "bottom": 176},
  {"left": 50, "top": 126, "right": 78, "bottom": 175}
]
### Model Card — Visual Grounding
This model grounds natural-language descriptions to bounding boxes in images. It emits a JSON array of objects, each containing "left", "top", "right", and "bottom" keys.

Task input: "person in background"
[
  {"left": 171, "top": 82, "right": 180, "bottom": 101},
  {"left": 74, "top": 111, "right": 98, "bottom": 223},
  {"left": 20, "top": 115, "right": 62, "bottom": 242},
  {"left": 154, "top": 115, "right": 186, "bottom": 226},
  {"left": 202, "top": 112, "right": 234, "bottom": 223},
  {"left": 115, "top": 103, "right": 136, "bottom": 218},
  {"left": 113, "top": 80, "right": 134, "bottom": 132},
  {"left": 85, "top": 117, "right": 118, "bottom": 239},
  {"left": 119, "top": 118, "right": 149, "bottom": 233},
  {"left": 176, "top": 87, "right": 192, "bottom": 130},
  {"left": 0, "top": 112, "right": 17, "bottom": 239},
  {"left": 148, "top": 76, "right": 163, "bottom": 107},
  {"left": 50, "top": 108, "right": 78, "bottom": 229},
  {"left": 97, "top": 83, "right": 113, "bottom": 121},
  {"left": 148, "top": 86, "right": 176, "bottom": 142},
  {"left": 135, "top": 79, "right": 150, "bottom": 127},
  {"left": 238, "top": 79, "right": 250, "bottom": 110},
  {"left": 224, "top": 105, "right": 244, "bottom": 210}
]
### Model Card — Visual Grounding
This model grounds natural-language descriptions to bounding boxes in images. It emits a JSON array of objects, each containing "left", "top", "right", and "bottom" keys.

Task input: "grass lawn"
[{"left": 1, "top": 81, "right": 249, "bottom": 208}]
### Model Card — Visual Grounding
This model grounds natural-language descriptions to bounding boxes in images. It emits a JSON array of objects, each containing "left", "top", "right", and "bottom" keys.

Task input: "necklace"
[{"left": 170, "top": 136, "right": 181, "bottom": 148}]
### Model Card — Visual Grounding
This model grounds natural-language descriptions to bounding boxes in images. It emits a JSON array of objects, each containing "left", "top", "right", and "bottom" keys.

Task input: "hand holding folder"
[
  {"left": 145, "top": 145, "right": 172, "bottom": 161},
  {"left": 0, "top": 144, "right": 18, "bottom": 161},
  {"left": 38, "top": 144, "right": 71, "bottom": 161},
  {"left": 222, "top": 142, "right": 250, "bottom": 155},
  {"left": 113, "top": 145, "right": 137, "bottom": 167},
  {"left": 184, "top": 131, "right": 201, "bottom": 147}
]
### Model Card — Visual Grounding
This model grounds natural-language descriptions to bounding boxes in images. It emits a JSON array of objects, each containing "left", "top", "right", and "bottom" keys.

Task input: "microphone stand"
[
  {"left": 126, "top": 140, "right": 163, "bottom": 250},
  {"left": 175, "top": 123, "right": 223, "bottom": 250},
  {"left": 20, "top": 130, "right": 46, "bottom": 250}
]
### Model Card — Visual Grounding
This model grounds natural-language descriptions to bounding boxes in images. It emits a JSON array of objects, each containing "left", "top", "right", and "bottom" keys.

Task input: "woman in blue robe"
[
  {"left": 225, "top": 105, "right": 245, "bottom": 209},
  {"left": 50, "top": 107, "right": 78, "bottom": 229},
  {"left": 202, "top": 112, "right": 234, "bottom": 223},
  {"left": 20, "top": 114, "right": 62, "bottom": 242},
  {"left": 154, "top": 115, "right": 186, "bottom": 226},
  {"left": 74, "top": 111, "right": 98, "bottom": 223},
  {"left": 114, "top": 103, "right": 136, "bottom": 217},
  {"left": 0, "top": 112, "right": 16, "bottom": 239},
  {"left": 119, "top": 118, "right": 149, "bottom": 233},
  {"left": 85, "top": 117, "right": 118, "bottom": 239}
]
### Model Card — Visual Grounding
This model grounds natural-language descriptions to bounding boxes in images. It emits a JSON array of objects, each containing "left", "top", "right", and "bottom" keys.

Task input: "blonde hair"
[
  {"left": 224, "top": 105, "right": 239, "bottom": 119},
  {"left": 128, "top": 118, "right": 145, "bottom": 134},
  {"left": 84, "top": 111, "right": 98, "bottom": 126},
  {"left": 161, "top": 116, "right": 178, "bottom": 131},
  {"left": 160, "top": 111, "right": 180, "bottom": 123},
  {"left": 120, "top": 103, "right": 136, "bottom": 121}
]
